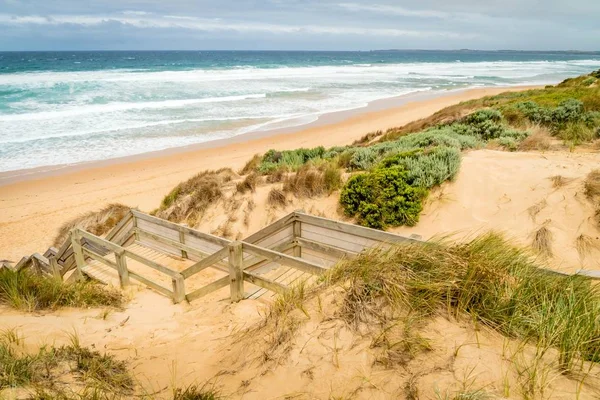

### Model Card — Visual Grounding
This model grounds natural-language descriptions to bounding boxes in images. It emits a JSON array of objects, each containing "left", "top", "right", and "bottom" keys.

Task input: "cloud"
[{"left": 0, "top": 12, "right": 475, "bottom": 38}]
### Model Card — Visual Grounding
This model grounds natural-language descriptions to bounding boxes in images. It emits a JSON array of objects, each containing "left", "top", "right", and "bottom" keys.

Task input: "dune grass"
[
  {"left": 0, "top": 268, "right": 123, "bottom": 311},
  {"left": 54, "top": 204, "right": 130, "bottom": 247},
  {"left": 268, "top": 233, "right": 600, "bottom": 374},
  {"left": 584, "top": 169, "right": 600, "bottom": 200},
  {"left": 282, "top": 162, "right": 342, "bottom": 198},
  {"left": 155, "top": 169, "right": 235, "bottom": 225},
  {"left": 0, "top": 331, "right": 133, "bottom": 396},
  {"left": 266, "top": 188, "right": 287, "bottom": 208}
]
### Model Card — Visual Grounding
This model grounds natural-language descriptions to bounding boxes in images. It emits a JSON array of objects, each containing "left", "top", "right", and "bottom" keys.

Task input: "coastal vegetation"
[
  {"left": 0, "top": 268, "right": 123, "bottom": 311},
  {"left": 0, "top": 331, "right": 133, "bottom": 398},
  {"left": 220, "top": 69, "right": 599, "bottom": 230}
]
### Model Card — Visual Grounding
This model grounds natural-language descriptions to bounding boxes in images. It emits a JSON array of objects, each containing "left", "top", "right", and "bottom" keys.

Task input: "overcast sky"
[{"left": 0, "top": 0, "right": 599, "bottom": 51}]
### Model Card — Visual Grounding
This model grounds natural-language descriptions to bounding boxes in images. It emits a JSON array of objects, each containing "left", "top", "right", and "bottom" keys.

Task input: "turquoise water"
[{"left": 1, "top": 50, "right": 599, "bottom": 172}]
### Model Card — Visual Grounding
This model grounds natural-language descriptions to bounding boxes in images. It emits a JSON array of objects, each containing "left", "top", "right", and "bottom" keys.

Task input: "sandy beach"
[{"left": 0, "top": 86, "right": 537, "bottom": 261}]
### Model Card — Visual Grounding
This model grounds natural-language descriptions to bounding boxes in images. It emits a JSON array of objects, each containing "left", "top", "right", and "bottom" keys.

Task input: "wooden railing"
[{"left": 8, "top": 208, "right": 599, "bottom": 306}]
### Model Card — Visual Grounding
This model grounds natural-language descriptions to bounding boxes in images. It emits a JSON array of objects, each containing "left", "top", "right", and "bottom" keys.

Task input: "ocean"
[{"left": 1, "top": 50, "right": 599, "bottom": 173}]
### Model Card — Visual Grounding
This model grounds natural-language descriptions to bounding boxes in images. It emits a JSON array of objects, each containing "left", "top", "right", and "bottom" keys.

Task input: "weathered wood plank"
[
  {"left": 131, "top": 210, "right": 230, "bottom": 247},
  {"left": 127, "top": 270, "right": 174, "bottom": 297},
  {"left": 83, "top": 248, "right": 117, "bottom": 269},
  {"left": 243, "top": 213, "right": 296, "bottom": 244},
  {"left": 241, "top": 242, "right": 327, "bottom": 276},
  {"left": 180, "top": 247, "right": 229, "bottom": 279},
  {"left": 295, "top": 213, "right": 419, "bottom": 245},
  {"left": 105, "top": 211, "right": 134, "bottom": 244},
  {"left": 136, "top": 228, "right": 211, "bottom": 259},
  {"left": 77, "top": 229, "right": 122, "bottom": 253},
  {"left": 296, "top": 237, "right": 355, "bottom": 260},
  {"left": 123, "top": 249, "right": 179, "bottom": 278},
  {"left": 186, "top": 276, "right": 230, "bottom": 301},
  {"left": 243, "top": 271, "right": 288, "bottom": 294}
]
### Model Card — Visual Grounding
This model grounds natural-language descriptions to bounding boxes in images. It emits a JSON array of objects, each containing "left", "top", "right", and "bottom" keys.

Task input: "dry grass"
[
  {"left": 549, "top": 175, "right": 573, "bottom": 189},
  {"left": 352, "top": 130, "right": 383, "bottom": 146},
  {"left": 576, "top": 234, "right": 600, "bottom": 260},
  {"left": 155, "top": 169, "right": 235, "bottom": 225},
  {"left": 238, "top": 154, "right": 262, "bottom": 175},
  {"left": 265, "top": 168, "right": 286, "bottom": 183},
  {"left": 282, "top": 163, "right": 342, "bottom": 198},
  {"left": 53, "top": 204, "right": 130, "bottom": 247},
  {"left": 236, "top": 172, "right": 260, "bottom": 194},
  {"left": 532, "top": 223, "right": 553, "bottom": 257},
  {"left": 518, "top": 127, "right": 553, "bottom": 151},
  {"left": 267, "top": 188, "right": 287, "bottom": 208},
  {"left": 584, "top": 170, "right": 600, "bottom": 200}
]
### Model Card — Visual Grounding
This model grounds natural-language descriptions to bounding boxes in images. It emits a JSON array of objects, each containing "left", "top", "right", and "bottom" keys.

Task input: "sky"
[{"left": 0, "top": 0, "right": 599, "bottom": 51}]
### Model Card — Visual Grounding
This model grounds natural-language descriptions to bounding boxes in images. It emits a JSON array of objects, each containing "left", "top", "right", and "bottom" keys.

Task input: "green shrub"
[
  {"left": 381, "top": 147, "right": 462, "bottom": 188},
  {"left": 497, "top": 136, "right": 518, "bottom": 151},
  {"left": 259, "top": 147, "right": 327, "bottom": 173},
  {"left": 340, "top": 166, "right": 428, "bottom": 229}
]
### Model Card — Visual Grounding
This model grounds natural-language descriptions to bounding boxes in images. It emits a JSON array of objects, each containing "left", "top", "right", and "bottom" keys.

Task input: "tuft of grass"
[
  {"left": 235, "top": 172, "right": 260, "bottom": 194},
  {"left": 559, "top": 122, "right": 597, "bottom": 145},
  {"left": 0, "top": 332, "right": 133, "bottom": 395},
  {"left": 282, "top": 163, "right": 342, "bottom": 198},
  {"left": 576, "top": 234, "right": 600, "bottom": 260},
  {"left": 532, "top": 224, "right": 553, "bottom": 257},
  {"left": 238, "top": 154, "right": 262, "bottom": 175},
  {"left": 54, "top": 204, "right": 130, "bottom": 247},
  {"left": 0, "top": 268, "right": 123, "bottom": 311},
  {"left": 173, "top": 383, "right": 222, "bottom": 400},
  {"left": 584, "top": 170, "right": 600, "bottom": 200},
  {"left": 549, "top": 175, "right": 573, "bottom": 188},
  {"left": 156, "top": 169, "right": 235, "bottom": 225},
  {"left": 267, "top": 188, "right": 287, "bottom": 208},
  {"left": 518, "top": 127, "right": 553, "bottom": 151}
]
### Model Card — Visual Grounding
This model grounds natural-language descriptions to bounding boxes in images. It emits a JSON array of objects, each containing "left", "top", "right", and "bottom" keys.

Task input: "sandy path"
[{"left": 0, "top": 87, "right": 533, "bottom": 261}]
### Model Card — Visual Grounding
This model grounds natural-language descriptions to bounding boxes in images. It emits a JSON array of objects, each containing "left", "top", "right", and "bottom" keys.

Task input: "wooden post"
[
  {"left": 132, "top": 214, "right": 139, "bottom": 241},
  {"left": 49, "top": 255, "right": 62, "bottom": 280},
  {"left": 115, "top": 249, "right": 130, "bottom": 288},
  {"left": 228, "top": 241, "right": 244, "bottom": 302},
  {"left": 293, "top": 220, "right": 302, "bottom": 258},
  {"left": 179, "top": 229, "right": 188, "bottom": 259},
  {"left": 172, "top": 273, "right": 186, "bottom": 304},
  {"left": 70, "top": 230, "right": 86, "bottom": 281}
]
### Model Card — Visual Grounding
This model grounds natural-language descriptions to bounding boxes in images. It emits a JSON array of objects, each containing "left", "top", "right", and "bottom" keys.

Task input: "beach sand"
[{"left": 0, "top": 86, "right": 536, "bottom": 261}]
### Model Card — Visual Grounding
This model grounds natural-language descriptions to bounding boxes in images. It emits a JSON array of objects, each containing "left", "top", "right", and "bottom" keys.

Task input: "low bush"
[
  {"left": 380, "top": 146, "right": 462, "bottom": 188},
  {"left": 0, "top": 269, "right": 123, "bottom": 311},
  {"left": 340, "top": 166, "right": 428, "bottom": 229}
]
